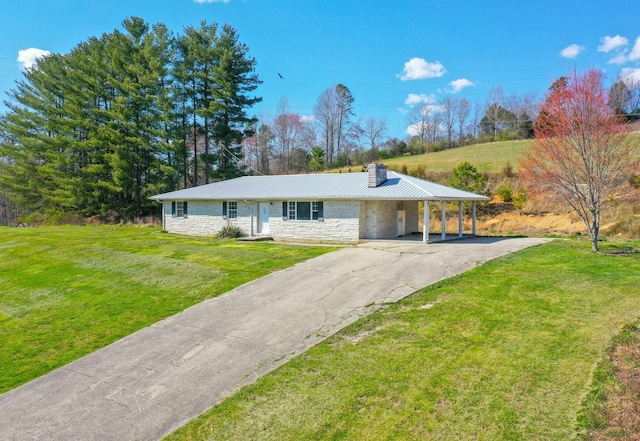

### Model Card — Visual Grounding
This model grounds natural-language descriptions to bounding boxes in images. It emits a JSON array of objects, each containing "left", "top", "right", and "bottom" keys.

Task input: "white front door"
[{"left": 259, "top": 202, "right": 270, "bottom": 234}]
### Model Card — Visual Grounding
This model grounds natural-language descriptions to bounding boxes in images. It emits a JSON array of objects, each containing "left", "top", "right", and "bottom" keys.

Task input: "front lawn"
[
  {"left": 0, "top": 225, "right": 338, "bottom": 393},
  {"left": 165, "top": 240, "right": 640, "bottom": 441}
]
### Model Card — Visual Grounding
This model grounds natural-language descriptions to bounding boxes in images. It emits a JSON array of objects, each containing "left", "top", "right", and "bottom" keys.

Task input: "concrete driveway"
[{"left": 0, "top": 237, "right": 549, "bottom": 441}]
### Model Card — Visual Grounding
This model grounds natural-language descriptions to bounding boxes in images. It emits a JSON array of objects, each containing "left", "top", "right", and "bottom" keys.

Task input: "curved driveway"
[{"left": 0, "top": 237, "right": 549, "bottom": 441}]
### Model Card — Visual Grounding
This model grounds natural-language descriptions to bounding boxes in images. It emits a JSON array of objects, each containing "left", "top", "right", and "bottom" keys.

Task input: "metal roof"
[{"left": 150, "top": 171, "right": 491, "bottom": 202}]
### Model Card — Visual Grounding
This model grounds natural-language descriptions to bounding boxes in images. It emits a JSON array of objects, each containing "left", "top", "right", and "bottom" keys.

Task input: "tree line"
[
  {"left": 0, "top": 17, "right": 260, "bottom": 220},
  {"left": 241, "top": 84, "right": 543, "bottom": 176},
  {"left": 243, "top": 74, "right": 640, "bottom": 177},
  {"left": 2, "top": 16, "right": 639, "bottom": 223}
]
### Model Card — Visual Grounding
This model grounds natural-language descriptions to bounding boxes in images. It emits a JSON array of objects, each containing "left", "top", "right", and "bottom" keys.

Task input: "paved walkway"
[{"left": 0, "top": 237, "right": 549, "bottom": 441}]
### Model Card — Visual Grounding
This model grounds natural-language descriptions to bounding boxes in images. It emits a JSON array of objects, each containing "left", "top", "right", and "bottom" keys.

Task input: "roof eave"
[{"left": 150, "top": 195, "right": 491, "bottom": 202}]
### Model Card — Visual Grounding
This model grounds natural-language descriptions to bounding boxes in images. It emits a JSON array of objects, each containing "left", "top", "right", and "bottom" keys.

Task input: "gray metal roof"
[{"left": 150, "top": 171, "right": 491, "bottom": 202}]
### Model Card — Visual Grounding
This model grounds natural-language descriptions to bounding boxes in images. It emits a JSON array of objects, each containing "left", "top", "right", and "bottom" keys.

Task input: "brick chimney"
[{"left": 368, "top": 163, "right": 388, "bottom": 188}]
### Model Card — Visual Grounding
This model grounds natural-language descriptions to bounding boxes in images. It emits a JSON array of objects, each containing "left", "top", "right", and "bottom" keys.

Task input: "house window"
[
  {"left": 285, "top": 201, "right": 323, "bottom": 221},
  {"left": 228, "top": 201, "right": 238, "bottom": 219},
  {"left": 171, "top": 201, "right": 188, "bottom": 218},
  {"left": 297, "top": 202, "right": 311, "bottom": 220},
  {"left": 312, "top": 202, "right": 321, "bottom": 220}
]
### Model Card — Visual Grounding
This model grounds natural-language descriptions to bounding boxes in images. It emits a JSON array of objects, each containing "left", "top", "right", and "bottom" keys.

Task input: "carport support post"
[
  {"left": 472, "top": 201, "right": 477, "bottom": 236},
  {"left": 441, "top": 201, "right": 447, "bottom": 241},
  {"left": 423, "top": 201, "right": 430, "bottom": 243},
  {"left": 249, "top": 202, "right": 254, "bottom": 237},
  {"left": 458, "top": 201, "right": 463, "bottom": 238}
]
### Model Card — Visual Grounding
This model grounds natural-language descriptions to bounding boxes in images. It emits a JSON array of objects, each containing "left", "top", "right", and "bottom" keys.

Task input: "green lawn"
[
  {"left": 0, "top": 225, "right": 338, "bottom": 393},
  {"left": 165, "top": 240, "right": 640, "bottom": 441}
]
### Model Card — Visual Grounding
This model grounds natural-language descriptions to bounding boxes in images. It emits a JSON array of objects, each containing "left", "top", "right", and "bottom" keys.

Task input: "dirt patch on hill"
[
  {"left": 470, "top": 197, "right": 640, "bottom": 240},
  {"left": 478, "top": 210, "right": 586, "bottom": 236}
]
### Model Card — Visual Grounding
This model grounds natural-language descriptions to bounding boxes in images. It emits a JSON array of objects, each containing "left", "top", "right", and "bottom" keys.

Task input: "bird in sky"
[{"left": 278, "top": 72, "right": 283, "bottom": 79}]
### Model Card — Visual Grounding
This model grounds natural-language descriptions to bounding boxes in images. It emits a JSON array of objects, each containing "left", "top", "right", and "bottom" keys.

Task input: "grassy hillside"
[
  {"left": 333, "top": 134, "right": 639, "bottom": 175},
  {"left": 383, "top": 139, "right": 533, "bottom": 173}
]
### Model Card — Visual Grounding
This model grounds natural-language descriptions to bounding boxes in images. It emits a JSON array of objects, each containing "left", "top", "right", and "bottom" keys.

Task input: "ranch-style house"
[{"left": 150, "top": 164, "right": 490, "bottom": 243}]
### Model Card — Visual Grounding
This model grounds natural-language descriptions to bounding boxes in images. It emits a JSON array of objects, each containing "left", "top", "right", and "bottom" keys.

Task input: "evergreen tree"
[
  {"left": 209, "top": 24, "right": 261, "bottom": 180},
  {"left": 0, "top": 17, "right": 262, "bottom": 221}
]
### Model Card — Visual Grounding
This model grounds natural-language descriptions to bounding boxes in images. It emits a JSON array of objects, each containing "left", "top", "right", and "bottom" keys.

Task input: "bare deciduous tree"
[
  {"left": 520, "top": 69, "right": 638, "bottom": 252},
  {"left": 313, "top": 84, "right": 354, "bottom": 167},
  {"left": 273, "top": 98, "right": 307, "bottom": 173},
  {"left": 440, "top": 95, "right": 457, "bottom": 148},
  {"left": 456, "top": 98, "right": 471, "bottom": 145},
  {"left": 408, "top": 104, "right": 440, "bottom": 145},
  {"left": 484, "top": 85, "right": 505, "bottom": 138},
  {"left": 363, "top": 116, "right": 387, "bottom": 150}
]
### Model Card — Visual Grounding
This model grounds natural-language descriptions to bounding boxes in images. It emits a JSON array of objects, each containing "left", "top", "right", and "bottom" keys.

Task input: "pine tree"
[
  {"left": 209, "top": 24, "right": 261, "bottom": 180},
  {"left": 0, "top": 17, "right": 262, "bottom": 220}
]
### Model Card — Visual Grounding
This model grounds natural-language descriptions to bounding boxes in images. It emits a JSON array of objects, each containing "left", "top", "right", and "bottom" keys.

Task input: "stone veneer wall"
[
  {"left": 269, "top": 200, "right": 360, "bottom": 242},
  {"left": 367, "top": 200, "right": 401, "bottom": 239},
  {"left": 163, "top": 200, "right": 222, "bottom": 236},
  {"left": 361, "top": 200, "right": 419, "bottom": 239},
  {"left": 163, "top": 200, "right": 361, "bottom": 242},
  {"left": 163, "top": 199, "right": 419, "bottom": 241},
  {"left": 404, "top": 201, "right": 420, "bottom": 235}
]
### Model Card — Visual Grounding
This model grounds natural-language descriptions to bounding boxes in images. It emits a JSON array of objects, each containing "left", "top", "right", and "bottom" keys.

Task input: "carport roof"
[{"left": 150, "top": 171, "right": 491, "bottom": 202}]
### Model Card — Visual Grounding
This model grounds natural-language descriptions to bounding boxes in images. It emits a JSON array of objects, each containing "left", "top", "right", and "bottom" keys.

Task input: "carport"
[{"left": 422, "top": 199, "right": 481, "bottom": 243}]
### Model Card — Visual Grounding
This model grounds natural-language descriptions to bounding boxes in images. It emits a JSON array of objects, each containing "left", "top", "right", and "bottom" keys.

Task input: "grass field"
[
  {"left": 333, "top": 134, "right": 640, "bottom": 176},
  {"left": 383, "top": 139, "right": 533, "bottom": 173},
  {"left": 165, "top": 240, "right": 640, "bottom": 441},
  {"left": 0, "top": 226, "right": 338, "bottom": 393}
]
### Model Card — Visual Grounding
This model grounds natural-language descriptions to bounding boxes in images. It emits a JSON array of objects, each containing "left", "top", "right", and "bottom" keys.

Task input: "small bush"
[
  {"left": 496, "top": 184, "right": 514, "bottom": 203},
  {"left": 449, "top": 161, "right": 490, "bottom": 196},
  {"left": 216, "top": 225, "right": 246, "bottom": 239},
  {"left": 502, "top": 162, "right": 515, "bottom": 178},
  {"left": 512, "top": 187, "right": 528, "bottom": 213},
  {"left": 409, "top": 164, "right": 426, "bottom": 179}
]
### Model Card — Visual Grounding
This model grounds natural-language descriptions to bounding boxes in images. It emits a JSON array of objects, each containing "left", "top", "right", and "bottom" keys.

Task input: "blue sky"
[{"left": 1, "top": 0, "right": 639, "bottom": 138}]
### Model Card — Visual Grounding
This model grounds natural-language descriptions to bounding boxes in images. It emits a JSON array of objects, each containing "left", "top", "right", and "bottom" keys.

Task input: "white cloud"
[
  {"left": 629, "top": 36, "right": 640, "bottom": 61},
  {"left": 598, "top": 35, "right": 629, "bottom": 53},
  {"left": 300, "top": 115, "right": 315, "bottom": 124},
  {"left": 17, "top": 48, "right": 51, "bottom": 70},
  {"left": 194, "top": 0, "right": 230, "bottom": 3},
  {"left": 560, "top": 44, "right": 584, "bottom": 59},
  {"left": 620, "top": 68, "right": 640, "bottom": 84},
  {"left": 405, "top": 93, "right": 436, "bottom": 106},
  {"left": 448, "top": 78, "right": 475, "bottom": 93},
  {"left": 397, "top": 57, "right": 446, "bottom": 81},
  {"left": 405, "top": 110, "right": 440, "bottom": 135},
  {"left": 608, "top": 51, "right": 629, "bottom": 65},
  {"left": 406, "top": 124, "right": 420, "bottom": 136}
]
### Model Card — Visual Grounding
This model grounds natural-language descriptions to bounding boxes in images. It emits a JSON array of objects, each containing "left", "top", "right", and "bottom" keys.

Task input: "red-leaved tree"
[{"left": 520, "top": 69, "right": 637, "bottom": 252}]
